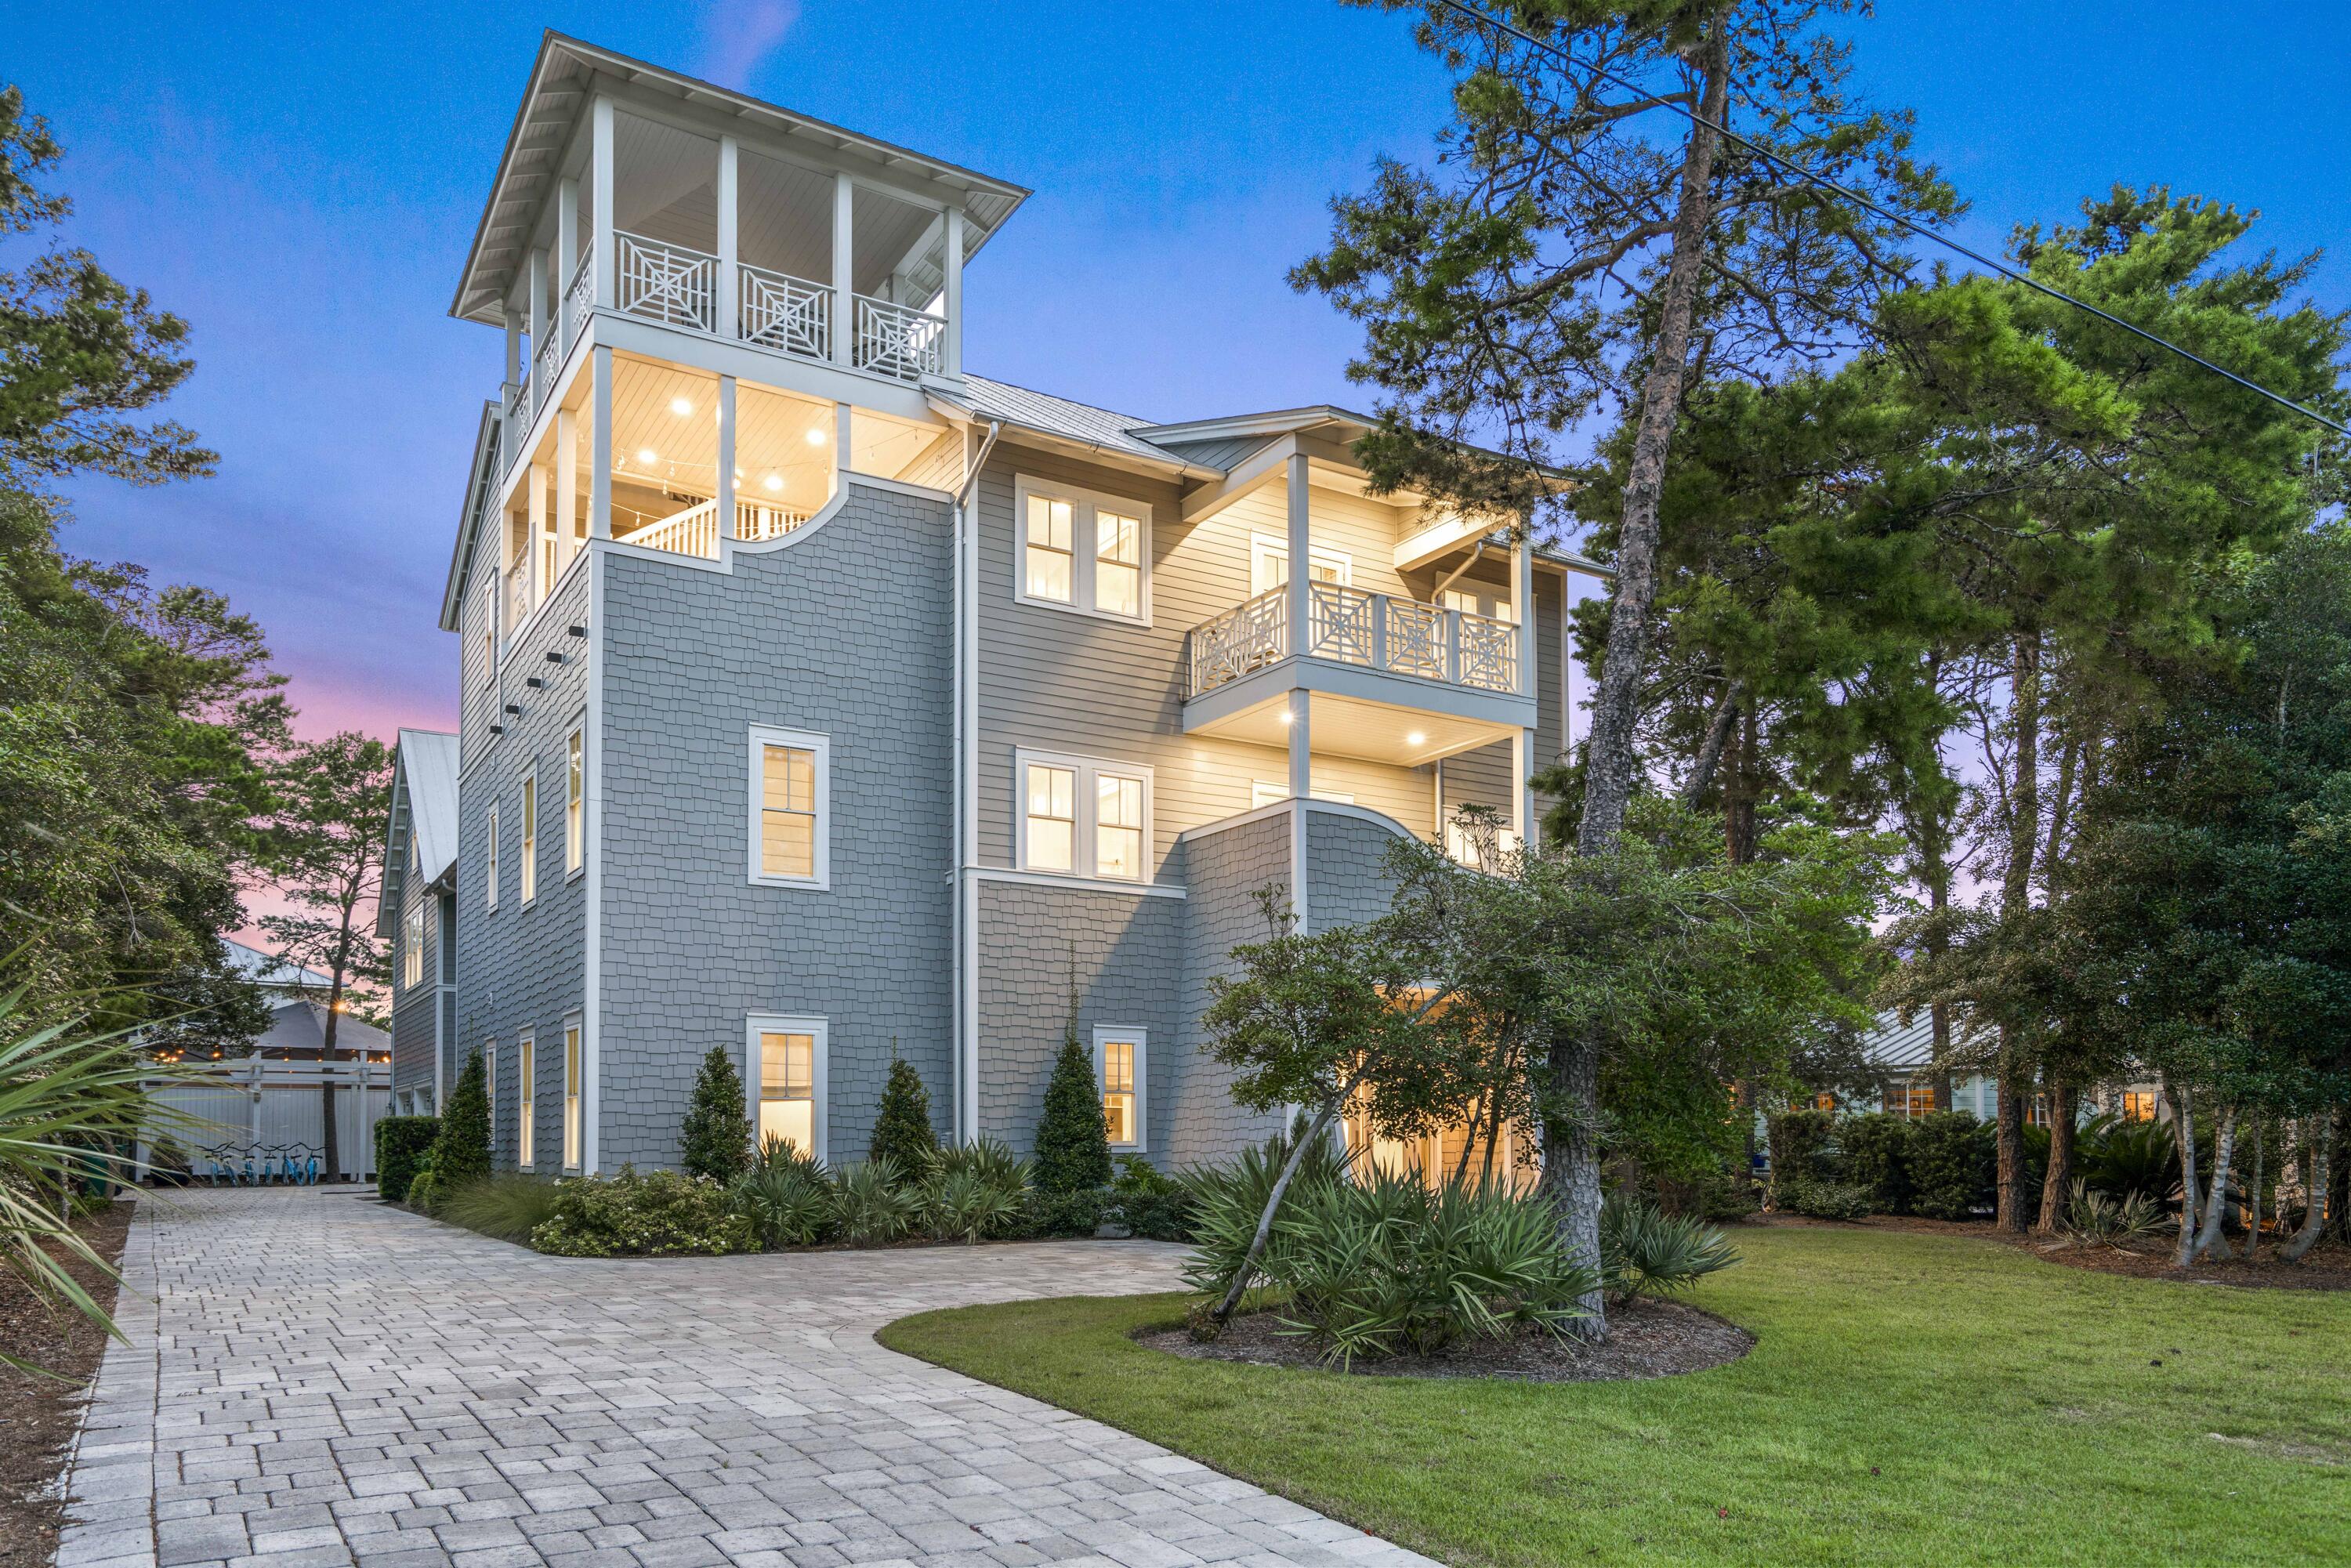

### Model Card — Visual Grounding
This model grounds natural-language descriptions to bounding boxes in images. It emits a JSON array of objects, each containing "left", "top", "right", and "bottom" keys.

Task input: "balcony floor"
[{"left": 1186, "top": 679, "right": 1520, "bottom": 766}]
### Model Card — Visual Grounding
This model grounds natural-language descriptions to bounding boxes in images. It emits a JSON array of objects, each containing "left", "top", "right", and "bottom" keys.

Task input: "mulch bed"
[
  {"left": 1138, "top": 1294, "right": 1753, "bottom": 1382},
  {"left": 1741, "top": 1209, "right": 2351, "bottom": 1290},
  {"left": 0, "top": 1200, "right": 130, "bottom": 1568}
]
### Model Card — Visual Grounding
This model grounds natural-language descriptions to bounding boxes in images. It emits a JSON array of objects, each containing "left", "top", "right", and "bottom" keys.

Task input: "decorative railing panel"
[
  {"left": 506, "top": 565, "right": 531, "bottom": 634},
  {"left": 616, "top": 232, "right": 715, "bottom": 332},
  {"left": 854, "top": 295, "right": 945, "bottom": 382},
  {"left": 498, "top": 382, "right": 526, "bottom": 476},
  {"left": 566, "top": 243, "right": 595, "bottom": 347},
  {"left": 740, "top": 266, "right": 831, "bottom": 360},
  {"left": 1186, "top": 585, "right": 1523, "bottom": 699},
  {"left": 532, "top": 333, "right": 558, "bottom": 422}
]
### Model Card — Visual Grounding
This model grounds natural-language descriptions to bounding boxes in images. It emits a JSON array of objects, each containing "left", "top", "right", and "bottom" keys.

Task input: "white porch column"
[
  {"left": 503, "top": 309, "right": 520, "bottom": 387},
  {"left": 943, "top": 206, "right": 965, "bottom": 379},
  {"left": 527, "top": 252, "right": 548, "bottom": 387},
  {"left": 554, "top": 412, "right": 577, "bottom": 571},
  {"left": 557, "top": 178, "right": 578, "bottom": 296},
  {"left": 590, "top": 345, "right": 613, "bottom": 540},
  {"left": 527, "top": 461, "right": 549, "bottom": 606},
  {"left": 1285, "top": 451, "right": 1311, "bottom": 658},
  {"left": 835, "top": 400, "right": 853, "bottom": 481},
  {"left": 831, "top": 172, "right": 854, "bottom": 368},
  {"left": 1288, "top": 687, "right": 1312, "bottom": 932},
  {"left": 591, "top": 98, "right": 615, "bottom": 310},
  {"left": 716, "top": 136, "right": 739, "bottom": 339},
  {"left": 1515, "top": 534, "right": 1537, "bottom": 842},
  {"left": 717, "top": 374, "right": 737, "bottom": 541}
]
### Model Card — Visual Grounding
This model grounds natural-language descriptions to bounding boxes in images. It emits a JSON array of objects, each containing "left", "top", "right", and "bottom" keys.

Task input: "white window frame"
[
  {"left": 1249, "top": 532, "right": 1353, "bottom": 597},
  {"left": 516, "top": 1029, "right": 536, "bottom": 1170},
  {"left": 485, "top": 802, "right": 500, "bottom": 912},
  {"left": 564, "top": 727, "right": 585, "bottom": 879},
  {"left": 1094, "top": 1026, "right": 1146, "bottom": 1153},
  {"left": 520, "top": 767, "right": 538, "bottom": 906},
  {"left": 478, "top": 577, "right": 498, "bottom": 684},
  {"left": 1012, "top": 474, "right": 1153, "bottom": 625},
  {"left": 746, "top": 725, "right": 831, "bottom": 889},
  {"left": 483, "top": 1038, "right": 497, "bottom": 1143},
  {"left": 744, "top": 1015, "right": 828, "bottom": 1164},
  {"left": 1015, "top": 749, "right": 1154, "bottom": 883},
  {"left": 562, "top": 1012, "right": 583, "bottom": 1172}
]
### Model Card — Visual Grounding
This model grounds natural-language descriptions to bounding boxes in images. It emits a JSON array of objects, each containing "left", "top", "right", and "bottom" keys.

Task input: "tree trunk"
[
  {"left": 2169, "top": 1081, "right": 2200, "bottom": 1267},
  {"left": 2034, "top": 1074, "right": 2077, "bottom": 1234},
  {"left": 1994, "top": 630, "right": 2041, "bottom": 1234},
  {"left": 1573, "top": 31, "right": 1730, "bottom": 855},
  {"left": 1726, "top": 703, "right": 1760, "bottom": 864},
  {"left": 2244, "top": 1123, "right": 2265, "bottom": 1258},
  {"left": 1680, "top": 680, "right": 1742, "bottom": 808},
  {"left": 2281, "top": 1117, "right": 2331, "bottom": 1262},
  {"left": 1541, "top": 1020, "right": 1607, "bottom": 1334},
  {"left": 1994, "top": 1059, "right": 2029, "bottom": 1234},
  {"left": 320, "top": 970, "right": 344, "bottom": 1182},
  {"left": 2193, "top": 1106, "right": 2239, "bottom": 1262}
]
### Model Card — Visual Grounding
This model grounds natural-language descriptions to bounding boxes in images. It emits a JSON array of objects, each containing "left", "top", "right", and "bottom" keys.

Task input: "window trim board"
[{"left": 746, "top": 724, "right": 833, "bottom": 890}]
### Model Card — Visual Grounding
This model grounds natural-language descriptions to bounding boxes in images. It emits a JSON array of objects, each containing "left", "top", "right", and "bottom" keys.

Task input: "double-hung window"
[
  {"left": 748, "top": 726, "right": 831, "bottom": 888},
  {"left": 483, "top": 1039, "right": 497, "bottom": 1142},
  {"left": 562, "top": 1016, "right": 582, "bottom": 1171},
  {"left": 520, "top": 770, "right": 538, "bottom": 904},
  {"left": 748, "top": 1016, "right": 826, "bottom": 1161},
  {"left": 1014, "top": 476, "right": 1150, "bottom": 624},
  {"left": 402, "top": 906, "right": 423, "bottom": 989},
  {"left": 1096, "top": 1027, "right": 1145, "bottom": 1151},
  {"left": 564, "top": 729, "right": 584, "bottom": 877},
  {"left": 1017, "top": 751, "right": 1153, "bottom": 882},
  {"left": 516, "top": 1031, "right": 536, "bottom": 1169},
  {"left": 485, "top": 803, "right": 500, "bottom": 911}
]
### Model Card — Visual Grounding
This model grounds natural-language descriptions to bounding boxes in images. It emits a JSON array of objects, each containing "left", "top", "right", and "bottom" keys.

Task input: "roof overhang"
[
  {"left": 450, "top": 32, "right": 1031, "bottom": 328},
  {"left": 924, "top": 392, "right": 1223, "bottom": 482},
  {"left": 441, "top": 400, "right": 503, "bottom": 632}
]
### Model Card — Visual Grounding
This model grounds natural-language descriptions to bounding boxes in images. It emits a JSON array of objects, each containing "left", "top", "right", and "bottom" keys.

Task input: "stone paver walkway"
[{"left": 56, "top": 1190, "right": 1433, "bottom": 1568}]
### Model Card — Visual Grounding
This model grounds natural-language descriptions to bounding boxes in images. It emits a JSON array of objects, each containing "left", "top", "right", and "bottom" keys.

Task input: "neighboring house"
[
  {"left": 248, "top": 1000, "right": 392, "bottom": 1066},
  {"left": 1829, "top": 1010, "right": 2162, "bottom": 1126},
  {"left": 426, "top": 33, "right": 1604, "bottom": 1177},
  {"left": 381, "top": 729, "right": 461, "bottom": 1114},
  {"left": 219, "top": 936, "right": 334, "bottom": 999}
]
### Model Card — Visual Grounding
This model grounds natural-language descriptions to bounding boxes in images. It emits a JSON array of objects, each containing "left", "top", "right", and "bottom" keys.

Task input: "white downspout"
[{"left": 952, "top": 419, "right": 1002, "bottom": 1147}]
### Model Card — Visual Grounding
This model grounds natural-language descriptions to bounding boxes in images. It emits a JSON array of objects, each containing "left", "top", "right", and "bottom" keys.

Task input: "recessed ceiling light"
[
  {"left": 804, "top": 427, "right": 827, "bottom": 446},
  {"left": 763, "top": 474, "right": 784, "bottom": 491},
  {"left": 636, "top": 447, "right": 658, "bottom": 465},
  {"left": 1406, "top": 731, "right": 1426, "bottom": 746},
  {"left": 1277, "top": 710, "right": 1294, "bottom": 726},
  {"left": 669, "top": 397, "right": 694, "bottom": 417}
]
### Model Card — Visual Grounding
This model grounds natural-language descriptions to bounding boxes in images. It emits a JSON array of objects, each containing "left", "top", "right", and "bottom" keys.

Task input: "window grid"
[
  {"left": 1025, "top": 764, "right": 1075, "bottom": 874},
  {"left": 748, "top": 726, "right": 829, "bottom": 888},
  {"left": 1017, "top": 752, "right": 1152, "bottom": 883},
  {"left": 1014, "top": 476, "right": 1150, "bottom": 623},
  {"left": 758, "top": 1030, "right": 816, "bottom": 1158},
  {"left": 403, "top": 906, "right": 423, "bottom": 989},
  {"left": 1023, "top": 493, "right": 1072, "bottom": 603},
  {"left": 1096, "top": 1028, "right": 1144, "bottom": 1152}
]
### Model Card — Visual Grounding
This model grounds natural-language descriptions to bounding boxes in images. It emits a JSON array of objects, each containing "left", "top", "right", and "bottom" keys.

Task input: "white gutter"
[{"left": 951, "top": 419, "right": 1002, "bottom": 1146}]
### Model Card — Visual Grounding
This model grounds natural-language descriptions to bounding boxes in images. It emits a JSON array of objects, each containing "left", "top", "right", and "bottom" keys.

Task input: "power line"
[{"left": 1429, "top": 0, "right": 2350, "bottom": 438}]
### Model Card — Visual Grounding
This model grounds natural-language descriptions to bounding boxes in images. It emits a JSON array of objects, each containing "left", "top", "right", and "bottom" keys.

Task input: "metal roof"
[{"left": 947, "top": 375, "right": 1208, "bottom": 472}]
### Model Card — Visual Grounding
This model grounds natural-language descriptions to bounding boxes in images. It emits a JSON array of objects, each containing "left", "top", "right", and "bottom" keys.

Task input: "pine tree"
[
  {"left": 679, "top": 1045, "right": 752, "bottom": 1182},
  {"left": 1034, "top": 961, "right": 1110, "bottom": 1193},
  {"left": 869, "top": 1050, "right": 937, "bottom": 1173},
  {"left": 422, "top": 1050, "right": 491, "bottom": 1203}
]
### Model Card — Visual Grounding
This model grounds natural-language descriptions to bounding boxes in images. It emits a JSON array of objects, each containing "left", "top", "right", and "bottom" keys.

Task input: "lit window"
[
  {"left": 1015, "top": 477, "right": 1151, "bottom": 622},
  {"left": 748, "top": 726, "right": 829, "bottom": 887},
  {"left": 486, "top": 803, "right": 499, "bottom": 911},
  {"left": 1097, "top": 1030, "right": 1143, "bottom": 1150},
  {"left": 565, "top": 729, "right": 584, "bottom": 875},
  {"left": 2122, "top": 1090, "right": 2157, "bottom": 1123},
  {"left": 1095, "top": 509, "right": 1142, "bottom": 618},
  {"left": 563, "top": 1018, "right": 582, "bottom": 1171},
  {"left": 760, "top": 1031, "right": 815, "bottom": 1156},
  {"left": 1025, "top": 763, "right": 1075, "bottom": 873},
  {"left": 1813, "top": 1091, "right": 1837, "bottom": 1113},
  {"left": 1888, "top": 1081, "right": 1936, "bottom": 1118},
  {"left": 517, "top": 1032, "right": 535, "bottom": 1169},
  {"left": 520, "top": 770, "right": 538, "bottom": 904},
  {"left": 1023, "top": 493, "right": 1072, "bottom": 603},
  {"left": 1018, "top": 752, "right": 1153, "bottom": 882},
  {"left": 403, "top": 906, "right": 423, "bottom": 989},
  {"left": 483, "top": 1039, "right": 496, "bottom": 1138}
]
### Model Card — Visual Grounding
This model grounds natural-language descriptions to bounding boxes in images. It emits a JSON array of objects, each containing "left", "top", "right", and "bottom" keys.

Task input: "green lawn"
[{"left": 879, "top": 1227, "right": 2351, "bottom": 1566}]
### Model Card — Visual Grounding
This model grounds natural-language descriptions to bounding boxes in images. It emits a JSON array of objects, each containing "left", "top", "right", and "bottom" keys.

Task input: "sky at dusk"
[{"left": 13, "top": 0, "right": 2349, "bottom": 755}]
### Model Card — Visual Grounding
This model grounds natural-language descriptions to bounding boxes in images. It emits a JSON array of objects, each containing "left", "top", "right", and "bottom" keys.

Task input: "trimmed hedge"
[
  {"left": 1839, "top": 1114, "right": 1918, "bottom": 1216},
  {"left": 375, "top": 1116, "right": 439, "bottom": 1204},
  {"left": 1910, "top": 1112, "right": 1997, "bottom": 1220}
]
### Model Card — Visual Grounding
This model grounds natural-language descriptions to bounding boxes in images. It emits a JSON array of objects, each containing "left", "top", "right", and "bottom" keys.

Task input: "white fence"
[{"left": 141, "top": 1058, "right": 393, "bottom": 1182}]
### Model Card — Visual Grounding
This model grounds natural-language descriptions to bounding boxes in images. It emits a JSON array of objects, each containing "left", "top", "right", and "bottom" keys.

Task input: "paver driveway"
[{"left": 57, "top": 1190, "right": 1435, "bottom": 1568}]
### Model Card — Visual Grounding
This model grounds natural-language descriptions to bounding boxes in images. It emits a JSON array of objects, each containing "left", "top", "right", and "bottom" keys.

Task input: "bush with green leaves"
[
  {"left": 828, "top": 1158, "right": 917, "bottom": 1245},
  {"left": 1838, "top": 1113, "right": 1917, "bottom": 1216},
  {"left": 1777, "top": 1177, "right": 1874, "bottom": 1221},
  {"left": 731, "top": 1163, "right": 834, "bottom": 1249},
  {"left": 425, "top": 1051, "right": 491, "bottom": 1193},
  {"left": 2064, "top": 1178, "right": 2166, "bottom": 1248},
  {"left": 403, "top": 1152, "right": 442, "bottom": 1217},
  {"left": 1034, "top": 1037, "right": 1110, "bottom": 1193},
  {"left": 1599, "top": 1195, "right": 1741, "bottom": 1299},
  {"left": 437, "top": 1174, "right": 561, "bottom": 1244},
  {"left": 2077, "top": 1114, "right": 2178, "bottom": 1207},
  {"left": 913, "top": 1167, "right": 1027, "bottom": 1243},
  {"left": 1183, "top": 1167, "right": 1596, "bottom": 1367},
  {"left": 869, "top": 1056, "right": 938, "bottom": 1172},
  {"left": 678, "top": 1045, "right": 753, "bottom": 1184},
  {"left": 1023, "top": 1186, "right": 1110, "bottom": 1238},
  {"left": 1765, "top": 1108, "right": 1840, "bottom": 1208},
  {"left": 531, "top": 1166, "right": 755, "bottom": 1256},
  {"left": 374, "top": 1115, "right": 439, "bottom": 1204},
  {"left": 1908, "top": 1112, "right": 1996, "bottom": 1220}
]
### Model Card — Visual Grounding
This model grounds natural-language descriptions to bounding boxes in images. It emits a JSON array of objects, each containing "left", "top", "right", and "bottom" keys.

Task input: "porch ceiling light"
[
  {"left": 804, "top": 427, "right": 826, "bottom": 445},
  {"left": 1407, "top": 731, "right": 1426, "bottom": 746},
  {"left": 636, "top": 447, "right": 658, "bottom": 465},
  {"left": 1277, "top": 710, "right": 1294, "bottom": 726},
  {"left": 669, "top": 397, "right": 694, "bottom": 417},
  {"left": 763, "top": 474, "right": 784, "bottom": 491}
]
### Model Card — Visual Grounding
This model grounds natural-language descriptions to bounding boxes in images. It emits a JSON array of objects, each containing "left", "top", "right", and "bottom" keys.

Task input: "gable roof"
[
  {"left": 379, "top": 731, "right": 461, "bottom": 936},
  {"left": 941, "top": 376, "right": 1219, "bottom": 476},
  {"left": 219, "top": 937, "right": 333, "bottom": 993}
]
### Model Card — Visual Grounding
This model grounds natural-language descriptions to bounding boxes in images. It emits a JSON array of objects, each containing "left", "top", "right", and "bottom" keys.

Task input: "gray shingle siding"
[
  {"left": 1304, "top": 808, "right": 1406, "bottom": 934},
  {"left": 1168, "top": 810, "right": 1293, "bottom": 1166},
  {"left": 595, "top": 481, "right": 956, "bottom": 1171}
]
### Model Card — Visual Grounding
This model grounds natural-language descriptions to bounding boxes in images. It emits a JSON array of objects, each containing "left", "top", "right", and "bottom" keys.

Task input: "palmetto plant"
[
  {"left": 827, "top": 1158, "right": 916, "bottom": 1246},
  {"left": 731, "top": 1163, "right": 834, "bottom": 1249},
  {"left": 1599, "top": 1196, "right": 1741, "bottom": 1300},
  {"left": 2064, "top": 1179, "right": 2168, "bottom": 1249},
  {"left": 0, "top": 981, "right": 186, "bottom": 1374}
]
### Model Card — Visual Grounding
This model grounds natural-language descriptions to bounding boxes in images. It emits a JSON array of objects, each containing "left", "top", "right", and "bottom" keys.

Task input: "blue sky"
[{"left": 12, "top": 0, "right": 2347, "bottom": 741}]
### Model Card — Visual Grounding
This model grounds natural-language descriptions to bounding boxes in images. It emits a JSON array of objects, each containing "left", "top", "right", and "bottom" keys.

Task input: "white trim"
[
  {"left": 516, "top": 1027, "right": 537, "bottom": 1171},
  {"left": 1011, "top": 473, "right": 1153, "bottom": 626},
  {"left": 1177, "top": 796, "right": 1418, "bottom": 848},
  {"left": 744, "top": 1014, "right": 829, "bottom": 1163},
  {"left": 1252, "top": 780, "right": 1353, "bottom": 809},
  {"left": 560, "top": 1011, "right": 583, "bottom": 1174},
  {"left": 583, "top": 551, "right": 605, "bottom": 1174},
  {"left": 563, "top": 725, "right": 585, "bottom": 881},
  {"left": 519, "top": 765, "right": 539, "bottom": 907},
  {"left": 485, "top": 801, "right": 500, "bottom": 913},
  {"left": 747, "top": 725, "right": 832, "bottom": 889},
  {"left": 1012, "top": 748, "right": 1154, "bottom": 883},
  {"left": 1093, "top": 1026, "right": 1147, "bottom": 1153},
  {"left": 1248, "top": 531, "right": 1353, "bottom": 596},
  {"left": 972, "top": 867, "right": 1186, "bottom": 900}
]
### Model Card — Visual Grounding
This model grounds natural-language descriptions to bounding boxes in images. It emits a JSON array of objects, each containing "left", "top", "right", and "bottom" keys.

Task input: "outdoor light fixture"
[
  {"left": 669, "top": 396, "right": 694, "bottom": 416},
  {"left": 545, "top": 650, "right": 565, "bottom": 664},
  {"left": 504, "top": 703, "right": 522, "bottom": 716},
  {"left": 763, "top": 474, "right": 784, "bottom": 491},
  {"left": 567, "top": 624, "right": 587, "bottom": 638},
  {"left": 525, "top": 675, "right": 545, "bottom": 689},
  {"left": 1278, "top": 710, "right": 1295, "bottom": 726},
  {"left": 488, "top": 723, "right": 504, "bottom": 735},
  {"left": 636, "top": 447, "right": 658, "bottom": 465},
  {"left": 1406, "top": 731, "right": 1426, "bottom": 746},
  {"left": 804, "top": 427, "right": 826, "bottom": 445}
]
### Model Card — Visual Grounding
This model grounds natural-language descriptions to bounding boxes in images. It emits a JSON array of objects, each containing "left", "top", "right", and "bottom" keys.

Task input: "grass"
[
  {"left": 878, "top": 1226, "right": 2351, "bottom": 1567},
  {"left": 433, "top": 1174, "right": 561, "bottom": 1244}
]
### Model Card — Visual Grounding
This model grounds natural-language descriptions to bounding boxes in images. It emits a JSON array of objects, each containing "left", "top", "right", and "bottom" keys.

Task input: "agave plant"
[
  {"left": 1599, "top": 1195, "right": 1741, "bottom": 1300},
  {"left": 828, "top": 1157, "right": 916, "bottom": 1246}
]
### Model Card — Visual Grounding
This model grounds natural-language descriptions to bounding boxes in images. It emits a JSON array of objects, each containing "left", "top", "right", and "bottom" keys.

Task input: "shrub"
[
  {"left": 531, "top": 1166, "right": 755, "bottom": 1256},
  {"left": 1839, "top": 1114, "right": 1917, "bottom": 1216},
  {"left": 828, "top": 1158, "right": 917, "bottom": 1245},
  {"left": 1034, "top": 1038, "right": 1110, "bottom": 1193},
  {"left": 375, "top": 1115, "right": 439, "bottom": 1204},
  {"left": 1778, "top": 1178, "right": 1873, "bottom": 1221},
  {"left": 869, "top": 1055, "right": 938, "bottom": 1172},
  {"left": 1599, "top": 1196, "right": 1741, "bottom": 1298},
  {"left": 732, "top": 1164, "right": 834, "bottom": 1249},
  {"left": 1766, "top": 1108, "right": 1840, "bottom": 1207},
  {"left": 912, "top": 1164, "right": 1028, "bottom": 1244},
  {"left": 1118, "top": 1189, "right": 1195, "bottom": 1242},
  {"left": 1909, "top": 1112, "right": 1995, "bottom": 1220},
  {"left": 147, "top": 1134, "right": 193, "bottom": 1186},
  {"left": 1113, "top": 1153, "right": 1179, "bottom": 1196},
  {"left": 2077, "top": 1114, "right": 2179, "bottom": 1207},
  {"left": 404, "top": 1153, "right": 442, "bottom": 1217},
  {"left": 1024, "top": 1187, "right": 1110, "bottom": 1238},
  {"left": 679, "top": 1046, "right": 753, "bottom": 1184},
  {"left": 2065, "top": 1179, "right": 2166, "bottom": 1248},
  {"left": 437, "top": 1174, "right": 561, "bottom": 1244},
  {"left": 1183, "top": 1168, "right": 1596, "bottom": 1367},
  {"left": 759, "top": 1132, "right": 827, "bottom": 1182},
  {"left": 426, "top": 1052, "right": 491, "bottom": 1193}
]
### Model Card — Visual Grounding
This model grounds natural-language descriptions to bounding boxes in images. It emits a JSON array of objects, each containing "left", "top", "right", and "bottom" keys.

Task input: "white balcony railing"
[
  {"left": 532, "top": 331, "right": 559, "bottom": 419},
  {"left": 566, "top": 242, "right": 595, "bottom": 349},
  {"left": 740, "top": 265, "right": 830, "bottom": 360},
  {"left": 616, "top": 232, "right": 716, "bottom": 332},
  {"left": 854, "top": 295, "right": 944, "bottom": 382},
  {"left": 506, "top": 563, "right": 531, "bottom": 636},
  {"left": 614, "top": 498, "right": 813, "bottom": 559},
  {"left": 1186, "top": 582, "right": 1521, "bottom": 698},
  {"left": 735, "top": 502, "right": 808, "bottom": 541}
]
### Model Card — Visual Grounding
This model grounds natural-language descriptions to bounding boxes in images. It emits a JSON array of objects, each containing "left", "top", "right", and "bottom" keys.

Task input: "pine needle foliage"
[{"left": 868, "top": 1051, "right": 937, "bottom": 1174}]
